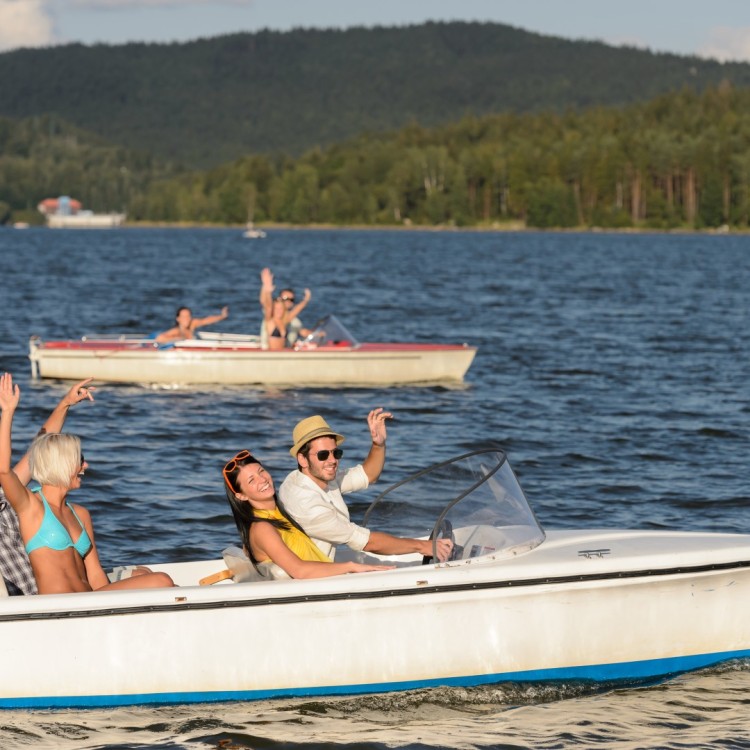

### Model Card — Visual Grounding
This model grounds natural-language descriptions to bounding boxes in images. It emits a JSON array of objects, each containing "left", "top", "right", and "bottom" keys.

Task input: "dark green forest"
[
  {"left": 1, "top": 21, "right": 750, "bottom": 167},
  {"left": 3, "top": 85, "right": 750, "bottom": 230},
  {"left": 0, "top": 115, "right": 182, "bottom": 224},
  {"left": 134, "top": 85, "right": 750, "bottom": 230},
  {"left": 3, "top": 22, "right": 750, "bottom": 230}
]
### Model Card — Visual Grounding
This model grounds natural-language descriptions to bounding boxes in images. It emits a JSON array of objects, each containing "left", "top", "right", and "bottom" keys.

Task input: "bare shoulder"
[{"left": 70, "top": 502, "right": 92, "bottom": 522}]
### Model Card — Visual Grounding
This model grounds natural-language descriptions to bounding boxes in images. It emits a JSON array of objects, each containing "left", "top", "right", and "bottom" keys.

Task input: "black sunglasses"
[
  {"left": 315, "top": 448, "right": 343, "bottom": 461},
  {"left": 281, "top": 296, "right": 295, "bottom": 302}
]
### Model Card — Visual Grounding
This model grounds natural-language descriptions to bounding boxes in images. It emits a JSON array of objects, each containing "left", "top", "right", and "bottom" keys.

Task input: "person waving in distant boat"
[
  {"left": 259, "top": 267, "right": 311, "bottom": 350},
  {"left": 222, "top": 449, "right": 393, "bottom": 579},
  {"left": 0, "top": 373, "right": 175, "bottom": 595},
  {"left": 155, "top": 305, "right": 229, "bottom": 344},
  {"left": 278, "top": 284, "right": 311, "bottom": 346},
  {"left": 279, "top": 411, "right": 454, "bottom": 562}
]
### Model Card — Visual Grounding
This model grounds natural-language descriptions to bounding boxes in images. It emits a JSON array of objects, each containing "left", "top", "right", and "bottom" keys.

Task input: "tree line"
[
  {"left": 0, "top": 114, "right": 182, "bottom": 224},
  {"left": 3, "top": 85, "right": 750, "bottom": 230},
  {"left": 133, "top": 84, "right": 750, "bottom": 230}
]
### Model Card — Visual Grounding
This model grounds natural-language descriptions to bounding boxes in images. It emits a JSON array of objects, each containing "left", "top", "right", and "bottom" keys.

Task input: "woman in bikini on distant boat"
[
  {"left": 259, "top": 267, "right": 310, "bottom": 350},
  {"left": 0, "top": 373, "right": 174, "bottom": 595}
]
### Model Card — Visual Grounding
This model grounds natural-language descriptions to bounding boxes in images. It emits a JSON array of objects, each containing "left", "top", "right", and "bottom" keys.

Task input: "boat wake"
[{"left": 3, "top": 662, "right": 750, "bottom": 750}]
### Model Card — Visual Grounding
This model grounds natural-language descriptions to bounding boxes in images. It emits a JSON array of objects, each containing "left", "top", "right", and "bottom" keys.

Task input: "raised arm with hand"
[
  {"left": 192, "top": 305, "right": 229, "bottom": 328},
  {"left": 0, "top": 373, "right": 31, "bottom": 516},
  {"left": 361, "top": 407, "right": 392, "bottom": 483},
  {"left": 285, "top": 288, "right": 312, "bottom": 324},
  {"left": 259, "top": 267, "right": 275, "bottom": 318},
  {"left": 359, "top": 407, "right": 452, "bottom": 561},
  {"left": 13, "top": 378, "right": 95, "bottom": 486}
]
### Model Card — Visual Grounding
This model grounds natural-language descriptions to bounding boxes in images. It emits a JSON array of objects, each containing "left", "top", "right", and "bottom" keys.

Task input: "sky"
[{"left": 1, "top": 0, "right": 750, "bottom": 62}]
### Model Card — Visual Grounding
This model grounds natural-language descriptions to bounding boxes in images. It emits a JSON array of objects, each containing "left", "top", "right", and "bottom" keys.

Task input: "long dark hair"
[{"left": 222, "top": 453, "right": 306, "bottom": 565}]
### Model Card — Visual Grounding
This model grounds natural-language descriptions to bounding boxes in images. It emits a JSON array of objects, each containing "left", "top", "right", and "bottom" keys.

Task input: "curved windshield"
[
  {"left": 296, "top": 315, "right": 359, "bottom": 349},
  {"left": 363, "top": 446, "right": 545, "bottom": 564}
]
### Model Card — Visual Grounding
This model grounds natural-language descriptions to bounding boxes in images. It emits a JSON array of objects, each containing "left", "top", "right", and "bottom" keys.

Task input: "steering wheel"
[{"left": 422, "top": 518, "right": 460, "bottom": 565}]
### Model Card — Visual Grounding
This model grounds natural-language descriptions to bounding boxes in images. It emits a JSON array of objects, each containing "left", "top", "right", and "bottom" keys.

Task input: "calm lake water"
[{"left": 0, "top": 227, "right": 748, "bottom": 749}]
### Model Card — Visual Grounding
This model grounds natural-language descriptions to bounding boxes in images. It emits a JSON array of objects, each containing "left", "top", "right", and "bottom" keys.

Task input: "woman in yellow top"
[{"left": 222, "top": 450, "right": 392, "bottom": 579}]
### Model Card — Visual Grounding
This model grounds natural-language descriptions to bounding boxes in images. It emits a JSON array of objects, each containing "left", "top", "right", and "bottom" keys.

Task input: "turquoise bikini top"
[{"left": 25, "top": 489, "right": 93, "bottom": 558}]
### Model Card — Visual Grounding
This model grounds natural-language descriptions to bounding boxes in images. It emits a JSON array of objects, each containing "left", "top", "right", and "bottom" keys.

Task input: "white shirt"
[{"left": 279, "top": 465, "right": 371, "bottom": 560}]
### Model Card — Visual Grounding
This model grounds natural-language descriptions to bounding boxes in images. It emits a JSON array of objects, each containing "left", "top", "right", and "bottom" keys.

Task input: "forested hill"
[{"left": 1, "top": 21, "right": 750, "bottom": 168}]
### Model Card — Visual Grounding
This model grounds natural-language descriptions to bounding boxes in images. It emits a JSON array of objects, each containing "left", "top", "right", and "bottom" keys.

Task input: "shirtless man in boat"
[
  {"left": 155, "top": 305, "right": 229, "bottom": 344},
  {"left": 279, "top": 411, "right": 453, "bottom": 562},
  {"left": 0, "top": 378, "right": 95, "bottom": 594}
]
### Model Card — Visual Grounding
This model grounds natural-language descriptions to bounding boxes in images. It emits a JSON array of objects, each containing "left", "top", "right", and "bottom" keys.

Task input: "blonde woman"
[{"left": 0, "top": 373, "right": 174, "bottom": 595}]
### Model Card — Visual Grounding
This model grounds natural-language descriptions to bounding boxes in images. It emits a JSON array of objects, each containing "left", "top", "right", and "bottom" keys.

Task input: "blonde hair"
[{"left": 28, "top": 433, "right": 82, "bottom": 488}]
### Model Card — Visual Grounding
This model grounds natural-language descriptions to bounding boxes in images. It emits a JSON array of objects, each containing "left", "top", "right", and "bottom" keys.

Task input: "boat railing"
[
  {"left": 194, "top": 331, "right": 262, "bottom": 345},
  {"left": 71, "top": 332, "right": 264, "bottom": 348},
  {"left": 79, "top": 333, "right": 157, "bottom": 344}
]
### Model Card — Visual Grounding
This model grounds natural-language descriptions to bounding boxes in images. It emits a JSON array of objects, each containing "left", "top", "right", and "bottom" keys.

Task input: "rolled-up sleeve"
[{"left": 280, "top": 468, "right": 371, "bottom": 554}]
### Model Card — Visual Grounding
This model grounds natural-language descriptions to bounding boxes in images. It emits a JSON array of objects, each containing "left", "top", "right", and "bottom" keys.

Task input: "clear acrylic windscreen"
[
  {"left": 363, "top": 448, "right": 545, "bottom": 562},
  {"left": 300, "top": 314, "right": 359, "bottom": 347}
]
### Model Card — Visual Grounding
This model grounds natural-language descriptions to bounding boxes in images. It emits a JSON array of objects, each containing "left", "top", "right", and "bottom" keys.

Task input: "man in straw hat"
[{"left": 279, "top": 408, "right": 452, "bottom": 562}]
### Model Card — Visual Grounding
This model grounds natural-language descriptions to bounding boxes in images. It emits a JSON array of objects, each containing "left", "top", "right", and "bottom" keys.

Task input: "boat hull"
[
  {"left": 46, "top": 213, "right": 125, "bottom": 228},
  {"left": 1, "top": 529, "right": 749, "bottom": 708},
  {"left": 29, "top": 339, "right": 477, "bottom": 385}
]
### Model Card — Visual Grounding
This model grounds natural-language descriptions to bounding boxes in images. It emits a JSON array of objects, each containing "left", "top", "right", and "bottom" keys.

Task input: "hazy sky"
[{"left": 1, "top": 0, "right": 750, "bottom": 62}]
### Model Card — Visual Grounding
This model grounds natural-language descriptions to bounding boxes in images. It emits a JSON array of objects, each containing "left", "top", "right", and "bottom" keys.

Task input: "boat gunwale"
[
  {"left": 31, "top": 339, "right": 476, "bottom": 354},
  {"left": 3, "top": 556, "right": 749, "bottom": 624}
]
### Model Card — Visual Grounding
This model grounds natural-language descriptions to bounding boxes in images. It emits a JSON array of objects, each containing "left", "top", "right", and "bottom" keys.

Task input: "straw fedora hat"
[{"left": 289, "top": 415, "right": 345, "bottom": 457}]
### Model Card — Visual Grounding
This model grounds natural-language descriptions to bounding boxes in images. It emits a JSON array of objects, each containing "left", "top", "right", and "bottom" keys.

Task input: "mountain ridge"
[{"left": 1, "top": 21, "right": 748, "bottom": 167}]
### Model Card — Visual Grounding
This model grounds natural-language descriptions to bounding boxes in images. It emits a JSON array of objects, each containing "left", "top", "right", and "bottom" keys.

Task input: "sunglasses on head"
[
  {"left": 223, "top": 449, "right": 252, "bottom": 483},
  {"left": 315, "top": 448, "right": 343, "bottom": 461}
]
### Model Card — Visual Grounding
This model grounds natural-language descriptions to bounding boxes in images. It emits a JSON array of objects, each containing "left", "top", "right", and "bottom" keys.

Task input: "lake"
[{"left": 0, "top": 226, "right": 748, "bottom": 748}]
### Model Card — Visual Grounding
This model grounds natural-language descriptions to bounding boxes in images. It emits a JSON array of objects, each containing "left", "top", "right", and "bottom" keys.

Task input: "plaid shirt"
[{"left": 0, "top": 490, "right": 37, "bottom": 595}]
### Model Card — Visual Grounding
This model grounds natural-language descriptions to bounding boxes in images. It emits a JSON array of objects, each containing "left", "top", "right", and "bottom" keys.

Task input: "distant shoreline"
[{"left": 121, "top": 221, "right": 741, "bottom": 235}]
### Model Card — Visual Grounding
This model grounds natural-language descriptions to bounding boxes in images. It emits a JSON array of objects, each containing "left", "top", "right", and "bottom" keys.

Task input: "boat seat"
[{"left": 219, "top": 547, "right": 267, "bottom": 583}]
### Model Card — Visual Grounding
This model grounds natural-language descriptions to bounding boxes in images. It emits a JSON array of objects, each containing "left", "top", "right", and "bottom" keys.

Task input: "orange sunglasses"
[{"left": 222, "top": 449, "right": 253, "bottom": 486}]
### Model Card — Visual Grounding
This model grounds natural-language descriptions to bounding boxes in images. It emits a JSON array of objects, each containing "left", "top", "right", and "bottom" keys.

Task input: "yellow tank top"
[{"left": 254, "top": 507, "right": 330, "bottom": 563}]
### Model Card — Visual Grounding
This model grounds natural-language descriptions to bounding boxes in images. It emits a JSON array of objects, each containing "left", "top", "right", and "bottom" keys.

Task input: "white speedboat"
[
  {"left": 28, "top": 315, "right": 477, "bottom": 386},
  {"left": 0, "top": 446, "right": 748, "bottom": 709}
]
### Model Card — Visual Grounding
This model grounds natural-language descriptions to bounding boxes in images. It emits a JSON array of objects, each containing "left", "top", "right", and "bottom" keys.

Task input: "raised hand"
[
  {"left": 62, "top": 377, "right": 96, "bottom": 407},
  {"left": 0, "top": 373, "right": 20, "bottom": 414},
  {"left": 260, "top": 267, "right": 275, "bottom": 292},
  {"left": 367, "top": 407, "right": 393, "bottom": 447}
]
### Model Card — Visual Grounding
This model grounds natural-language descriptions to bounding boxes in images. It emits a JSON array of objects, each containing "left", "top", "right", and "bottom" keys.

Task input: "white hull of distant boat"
[
  {"left": 242, "top": 222, "right": 266, "bottom": 238},
  {"left": 28, "top": 316, "right": 476, "bottom": 386},
  {"left": 46, "top": 212, "right": 126, "bottom": 229},
  {"left": 37, "top": 195, "right": 126, "bottom": 229},
  {"left": 0, "top": 448, "right": 748, "bottom": 709}
]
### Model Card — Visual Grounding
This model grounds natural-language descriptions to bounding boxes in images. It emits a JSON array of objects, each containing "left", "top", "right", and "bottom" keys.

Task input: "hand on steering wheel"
[{"left": 422, "top": 518, "right": 461, "bottom": 564}]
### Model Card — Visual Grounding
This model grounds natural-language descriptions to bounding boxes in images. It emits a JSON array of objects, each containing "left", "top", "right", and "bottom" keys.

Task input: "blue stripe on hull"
[{"left": 4, "top": 649, "right": 750, "bottom": 710}]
